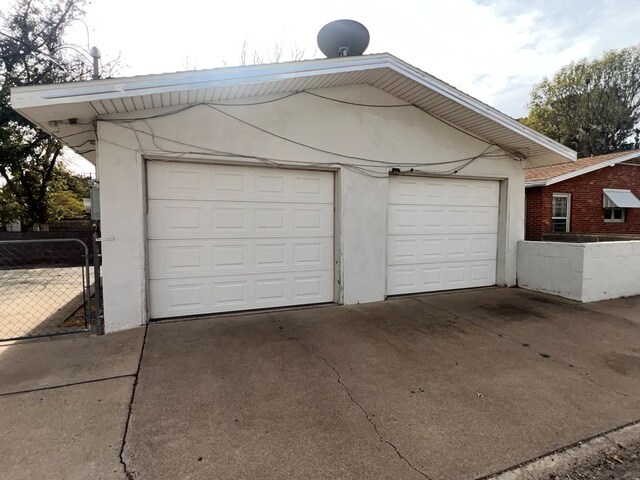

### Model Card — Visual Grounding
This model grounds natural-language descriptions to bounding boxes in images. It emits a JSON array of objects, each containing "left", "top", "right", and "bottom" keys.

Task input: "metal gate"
[{"left": 0, "top": 239, "right": 93, "bottom": 341}]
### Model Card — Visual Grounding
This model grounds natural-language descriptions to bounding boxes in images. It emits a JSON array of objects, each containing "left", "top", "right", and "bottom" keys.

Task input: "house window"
[
  {"left": 602, "top": 189, "right": 640, "bottom": 223},
  {"left": 552, "top": 193, "right": 570, "bottom": 233},
  {"left": 604, "top": 208, "right": 625, "bottom": 223}
]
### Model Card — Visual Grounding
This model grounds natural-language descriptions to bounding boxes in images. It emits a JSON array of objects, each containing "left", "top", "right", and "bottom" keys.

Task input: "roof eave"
[
  {"left": 11, "top": 53, "right": 577, "bottom": 165},
  {"left": 526, "top": 151, "right": 640, "bottom": 187}
]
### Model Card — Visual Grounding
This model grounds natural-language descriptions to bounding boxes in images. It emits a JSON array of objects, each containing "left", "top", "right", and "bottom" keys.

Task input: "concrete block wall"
[
  {"left": 581, "top": 241, "right": 640, "bottom": 301},
  {"left": 517, "top": 240, "right": 640, "bottom": 302},
  {"left": 517, "top": 241, "right": 585, "bottom": 300}
]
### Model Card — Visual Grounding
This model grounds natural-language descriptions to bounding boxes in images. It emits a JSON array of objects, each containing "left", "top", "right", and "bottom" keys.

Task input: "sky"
[{"left": 59, "top": 0, "right": 640, "bottom": 174}]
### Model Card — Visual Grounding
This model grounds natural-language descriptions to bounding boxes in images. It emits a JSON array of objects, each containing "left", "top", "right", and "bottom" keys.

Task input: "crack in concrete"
[
  {"left": 288, "top": 336, "right": 433, "bottom": 480},
  {"left": 412, "top": 298, "right": 640, "bottom": 404},
  {"left": 0, "top": 373, "right": 135, "bottom": 397},
  {"left": 118, "top": 323, "right": 149, "bottom": 480}
]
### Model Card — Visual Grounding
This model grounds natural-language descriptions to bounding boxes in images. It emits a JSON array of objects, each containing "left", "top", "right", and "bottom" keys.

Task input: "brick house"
[{"left": 525, "top": 150, "right": 640, "bottom": 240}]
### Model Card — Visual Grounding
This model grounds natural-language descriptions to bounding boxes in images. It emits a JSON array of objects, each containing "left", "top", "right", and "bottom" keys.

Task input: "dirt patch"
[
  {"left": 521, "top": 293, "right": 568, "bottom": 306},
  {"left": 601, "top": 352, "right": 640, "bottom": 376},
  {"left": 480, "top": 303, "right": 547, "bottom": 320},
  {"left": 553, "top": 440, "right": 640, "bottom": 479},
  {"left": 58, "top": 296, "right": 95, "bottom": 330}
]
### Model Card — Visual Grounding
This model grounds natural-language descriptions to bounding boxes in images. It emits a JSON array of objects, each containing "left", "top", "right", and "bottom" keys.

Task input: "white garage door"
[
  {"left": 387, "top": 176, "right": 499, "bottom": 295},
  {"left": 147, "top": 162, "right": 334, "bottom": 319}
]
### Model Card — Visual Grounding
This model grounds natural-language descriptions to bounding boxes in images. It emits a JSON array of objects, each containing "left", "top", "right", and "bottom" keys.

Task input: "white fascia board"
[
  {"left": 11, "top": 55, "right": 391, "bottom": 108},
  {"left": 383, "top": 56, "right": 576, "bottom": 163},
  {"left": 11, "top": 52, "right": 576, "bottom": 163},
  {"left": 526, "top": 152, "right": 640, "bottom": 187}
]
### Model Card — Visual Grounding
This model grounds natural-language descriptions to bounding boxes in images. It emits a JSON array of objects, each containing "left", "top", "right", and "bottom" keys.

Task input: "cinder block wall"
[
  {"left": 517, "top": 241, "right": 584, "bottom": 300},
  {"left": 518, "top": 240, "right": 640, "bottom": 302},
  {"left": 525, "top": 164, "right": 640, "bottom": 240}
]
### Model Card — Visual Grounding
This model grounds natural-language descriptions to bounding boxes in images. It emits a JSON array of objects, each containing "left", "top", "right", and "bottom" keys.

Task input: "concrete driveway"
[
  {"left": 2, "top": 287, "right": 640, "bottom": 479},
  {"left": 0, "top": 266, "right": 92, "bottom": 339}
]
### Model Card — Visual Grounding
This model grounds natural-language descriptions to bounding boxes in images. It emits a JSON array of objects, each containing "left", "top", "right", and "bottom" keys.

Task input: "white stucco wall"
[
  {"left": 517, "top": 240, "right": 640, "bottom": 302},
  {"left": 97, "top": 84, "right": 525, "bottom": 332}
]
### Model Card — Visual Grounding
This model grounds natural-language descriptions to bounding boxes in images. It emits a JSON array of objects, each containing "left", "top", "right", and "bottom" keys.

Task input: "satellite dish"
[{"left": 317, "top": 19, "right": 370, "bottom": 58}]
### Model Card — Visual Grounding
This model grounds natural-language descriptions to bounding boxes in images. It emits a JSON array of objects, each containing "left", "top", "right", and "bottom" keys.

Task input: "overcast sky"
[{"left": 62, "top": 0, "right": 639, "bottom": 174}]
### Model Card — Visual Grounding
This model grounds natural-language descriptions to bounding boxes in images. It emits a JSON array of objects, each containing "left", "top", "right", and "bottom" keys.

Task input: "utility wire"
[{"left": 106, "top": 121, "right": 504, "bottom": 178}]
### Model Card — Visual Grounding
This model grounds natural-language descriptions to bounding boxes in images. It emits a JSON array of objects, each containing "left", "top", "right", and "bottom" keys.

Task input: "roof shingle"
[{"left": 525, "top": 149, "right": 640, "bottom": 183}]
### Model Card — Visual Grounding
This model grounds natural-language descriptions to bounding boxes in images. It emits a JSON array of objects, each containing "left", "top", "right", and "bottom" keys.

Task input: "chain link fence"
[{"left": 0, "top": 239, "right": 92, "bottom": 341}]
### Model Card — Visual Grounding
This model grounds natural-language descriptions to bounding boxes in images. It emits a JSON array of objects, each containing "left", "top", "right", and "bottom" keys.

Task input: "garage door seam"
[{"left": 287, "top": 335, "right": 434, "bottom": 480}]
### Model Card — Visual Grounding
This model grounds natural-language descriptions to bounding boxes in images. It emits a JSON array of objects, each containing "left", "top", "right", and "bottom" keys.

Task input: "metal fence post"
[{"left": 93, "top": 233, "right": 104, "bottom": 335}]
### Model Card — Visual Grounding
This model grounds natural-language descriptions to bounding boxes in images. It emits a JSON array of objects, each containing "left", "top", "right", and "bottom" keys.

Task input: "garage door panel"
[
  {"left": 388, "top": 177, "right": 500, "bottom": 206},
  {"left": 148, "top": 200, "right": 333, "bottom": 239},
  {"left": 387, "top": 176, "right": 499, "bottom": 295},
  {"left": 149, "top": 272, "right": 333, "bottom": 318},
  {"left": 388, "top": 234, "right": 498, "bottom": 265},
  {"left": 387, "top": 260, "right": 497, "bottom": 295},
  {"left": 388, "top": 205, "right": 499, "bottom": 235},
  {"left": 149, "top": 237, "right": 333, "bottom": 278},
  {"left": 147, "top": 162, "right": 333, "bottom": 203}
]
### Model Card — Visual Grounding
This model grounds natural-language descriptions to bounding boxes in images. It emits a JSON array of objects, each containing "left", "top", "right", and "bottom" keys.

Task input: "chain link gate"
[{"left": 0, "top": 239, "right": 93, "bottom": 341}]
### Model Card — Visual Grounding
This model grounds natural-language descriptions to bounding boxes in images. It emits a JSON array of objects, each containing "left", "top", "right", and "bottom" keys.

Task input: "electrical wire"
[
  {"left": 0, "top": 31, "right": 68, "bottom": 70},
  {"left": 301, "top": 91, "right": 411, "bottom": 108},
  {"left": 56, "top": 82, "right": 518, "bottom": 176},
  {"left": 106, "top": 120, "right": 504, "bottom": 179},
  {"left": 70, "top": 88, "right": 500, "bottom": 148},
  {"left": 112, "top": 120, "right": 507, "bottom": 169},
  {"left": 58, "top": 129, "right": 95, "bottom": 139}
]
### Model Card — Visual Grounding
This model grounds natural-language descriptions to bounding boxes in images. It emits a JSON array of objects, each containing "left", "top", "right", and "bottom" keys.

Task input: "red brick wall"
[{"left": 525, "top": 164, "right": 640, "bottom": 241}]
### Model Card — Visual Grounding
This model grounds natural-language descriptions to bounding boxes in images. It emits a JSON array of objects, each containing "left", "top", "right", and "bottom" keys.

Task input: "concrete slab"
[
  {"left": 582, "top": 295, "right": 640, "bottom": 326},
  {"left": 416, "top": 288, "right": 640, "bottom": 401},
  {"left": 124, "top": 317, "right": 427, "bottom": 480},
  {"left": 125, "top": 290, "right": 640, "bottom": 480},
  {"left": 0, "top": 376, "right": 133, "bottom": 480},
  {"left": 0, "top": 327, "right": 144, "bottom": 395}
]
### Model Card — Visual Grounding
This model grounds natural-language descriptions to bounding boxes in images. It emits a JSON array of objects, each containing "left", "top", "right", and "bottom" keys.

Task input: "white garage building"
[{"left": 11, "top": 54, "right": 575, "bottom": 332}]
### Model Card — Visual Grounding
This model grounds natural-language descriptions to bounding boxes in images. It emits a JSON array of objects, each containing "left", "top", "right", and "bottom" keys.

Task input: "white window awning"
[{"left": 603, "top": 189, "right": 640, "bottom": 208}]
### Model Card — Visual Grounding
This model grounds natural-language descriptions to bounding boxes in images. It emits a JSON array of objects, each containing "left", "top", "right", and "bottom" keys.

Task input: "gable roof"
[
  {"left": 11, "top": 53, "right": 576, "bottom": 166},
  {"left": 525, "top": 149, "right": 640, "bottom": 187}
]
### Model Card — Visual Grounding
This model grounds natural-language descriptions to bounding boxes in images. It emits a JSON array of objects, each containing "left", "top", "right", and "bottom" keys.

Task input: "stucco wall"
[
  {"left": 525, "top": 164, "right": 640, "bottom": 240},
  {"left": 518, "top": 240, "right": 640, "bottom": 302},
  {"left": 97, "top": 84, "right": 526, "bottom": 332}
]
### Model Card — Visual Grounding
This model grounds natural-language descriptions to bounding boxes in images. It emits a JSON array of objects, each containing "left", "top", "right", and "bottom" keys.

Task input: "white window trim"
[
  {"left": 604, "top": 208, "right": 625, "bottom": 223},
  {"left": 552, "top": 193, "right": 571, "bottom": 233}
]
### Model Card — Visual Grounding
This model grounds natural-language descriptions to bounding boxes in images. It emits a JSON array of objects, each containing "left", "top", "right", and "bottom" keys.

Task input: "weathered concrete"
[
  {"left": 0, "top": 377, "right": 132, "bottom": 480},
  {"left": 3, "top": 288, "right": 640, "bottom": 480},
  {"left": 0, "top": 327, "right": 144, "bottom": 394},
  {"left": 125, "top": 288, "right": 640, "bottom": 480},
  {"left": 582, "top": 295, "right": 640, "bottom": 326},
  {"left": 0, "top": 328, "right": 143, "bottom": 480},
  {"left": 491, "top": 421, "right": 640, "bottom": 479}
]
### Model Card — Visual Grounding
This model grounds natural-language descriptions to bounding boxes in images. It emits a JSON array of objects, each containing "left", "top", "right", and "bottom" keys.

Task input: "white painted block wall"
[
  {"left": 517, "top": 241, "right": 640, "bottom": 302},
  {"left": 581, "top": 241, "right": 640, "bottom": 302}
]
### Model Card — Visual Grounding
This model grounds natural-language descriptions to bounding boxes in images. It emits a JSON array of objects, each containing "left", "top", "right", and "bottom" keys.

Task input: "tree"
[
  {"left": 0, "top": 162, "right": 91, "bottom": 227},
  {"left": 0, "top": 0, "right": 94, "bottom": 230},
  {"left": 523, "top": 45, "right": 640, "bottom": 158}
]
